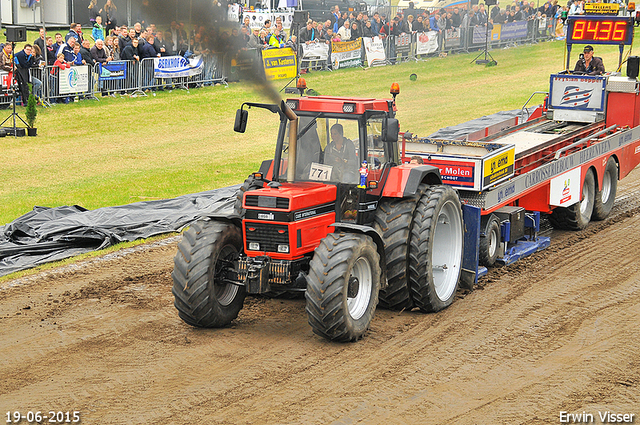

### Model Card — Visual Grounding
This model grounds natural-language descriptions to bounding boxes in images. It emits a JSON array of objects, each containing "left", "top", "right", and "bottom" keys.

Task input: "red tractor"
[{"left": 171, "top": 84, "right": 465, "bottom": 341}]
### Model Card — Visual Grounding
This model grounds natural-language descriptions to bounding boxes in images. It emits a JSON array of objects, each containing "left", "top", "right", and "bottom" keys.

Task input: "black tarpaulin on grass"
[{"left": 0, "top": 185, "right": 240, "bottom": 278}]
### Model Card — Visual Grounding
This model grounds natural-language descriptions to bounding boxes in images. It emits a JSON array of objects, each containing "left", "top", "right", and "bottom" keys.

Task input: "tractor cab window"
[
  {"left": 281, "top": 116, "right": 360, "bottom": 184},
  {"left": 364, "top": 115, "right": 394, "bottom": 182}
]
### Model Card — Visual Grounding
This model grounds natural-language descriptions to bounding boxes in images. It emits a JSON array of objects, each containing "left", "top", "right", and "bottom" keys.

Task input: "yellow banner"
[
  {"left": 584, "top": 3, "right": 619, "bottom": 14},
  {"left": 483, "top": 147, "right": 515, "bottom": 187},
  {"left": 331, "top": 38, "right": 362, "bottom": 53},
  {"left": 262, "top": 47, "right": 297, "bottom": 81}
]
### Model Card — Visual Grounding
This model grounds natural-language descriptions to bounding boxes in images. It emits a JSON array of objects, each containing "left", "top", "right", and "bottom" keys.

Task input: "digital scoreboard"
[{"left": 567, "top": 16, "right": 634, "bottom": 46}]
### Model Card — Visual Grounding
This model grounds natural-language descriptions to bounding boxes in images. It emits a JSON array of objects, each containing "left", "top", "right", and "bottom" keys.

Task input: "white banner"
[
  {"left": 59, "top": 66, "right": 89, "bottom": 95},
  {"left": 301, "top": 42, "right": 329, "bottom": 62},
  {"left": 416, "top": 31, "right": 439, "bottom": 55},
  {"left": 550, "top": 168, "right": 581, "bottom": 207},
  {"left": 363, "top": 36, "right": 386, "bottom": 67},
  {"left": 243, "top": 10, "right": 294, "bottom": 30},
  {"left": 153, "top": 55, "right": 204, "bottom": 78}
]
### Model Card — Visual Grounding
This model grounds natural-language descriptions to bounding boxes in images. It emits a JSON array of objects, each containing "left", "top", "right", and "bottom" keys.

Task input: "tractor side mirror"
[
  {"left": 234, "top": 109, "right": 248, "bottom": 133},
  {"left": 381, "top": 118, "right": 399, "bottom": 143}
]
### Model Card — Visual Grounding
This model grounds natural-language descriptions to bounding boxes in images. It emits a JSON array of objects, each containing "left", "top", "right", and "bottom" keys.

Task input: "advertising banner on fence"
[
  {"left": 154, "top": 55, "right": 204, "bottom": 78},
  {"left": 331, "top": 38, "right": 363, "bottom": 69},
  {"left": 445, "top": 28, "right": 461, "bottom": 48},
  {"left": 472, "top": 25, "right": 492, "bottom": 44},
  {"left": 501, "top": 21, "right": 528, "bottom": 40},
  {"left": 363, "top": 36, "right": 386, "bottom": 67},
  {"left": 262, "top": 47, "right": 297, "bottom": 80},
  {"left": 395, "top": 33, "right": 411, "bottom": 56},
  {"left": 98, "top": 61, "right": 126, "bottom": 80},
  {"left": 59, "top": 66, "right": 89, "bottom": 95},
  {"left": 416, "top": 31, "right": 438, "bottom": 55},
  {"left": 301, "top": 42, "right": 330, "bottom": 62}
]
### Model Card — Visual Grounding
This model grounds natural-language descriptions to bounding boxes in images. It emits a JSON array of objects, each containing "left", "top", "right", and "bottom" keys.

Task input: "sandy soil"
[{"left": 1, "top": 168, "right": 639, "bottom": 425}]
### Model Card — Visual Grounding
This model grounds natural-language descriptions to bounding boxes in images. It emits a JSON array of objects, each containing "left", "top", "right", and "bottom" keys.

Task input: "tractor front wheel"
[
  {"left": 172, "top": 220, "right": 246, "bottom": 328},
  {"left": 305, "top": 233, "right": 381, "bottom": 342}
]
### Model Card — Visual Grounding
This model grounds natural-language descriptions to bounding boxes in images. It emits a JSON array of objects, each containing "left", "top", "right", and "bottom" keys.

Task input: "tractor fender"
[
  {"left": 200, "top": 214, "right": 243, "bottom": 229},
  {"left": 330, "top": 222, "right": 388, "bottom": 289},
  {"left": 381, "top": 165, "right": 442, "bottom": 198},
  {"left": 403, "top": 165, "right": 442, "bottom": 197},
  {"left": 259, "top": 159, "right": 272, "bottom": 176}
]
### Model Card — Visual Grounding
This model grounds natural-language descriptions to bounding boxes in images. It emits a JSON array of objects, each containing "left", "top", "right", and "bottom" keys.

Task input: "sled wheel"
[
  {"left": 549, "top": 168, "right": 595, "bottom": 230},
  {"left": 593, "top": 157, "right": 617, "bottom": 220},
  {"left": 479, "top": 215, "right": 501, "bottom": 267}
]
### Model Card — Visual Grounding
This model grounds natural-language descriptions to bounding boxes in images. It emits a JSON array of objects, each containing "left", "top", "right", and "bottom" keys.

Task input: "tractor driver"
[
  {"left": 574, "top": 45, "right": 605, "bottom": 76},
  {"left": 324, "top": 123, "right": 358, "bottom": 183}
]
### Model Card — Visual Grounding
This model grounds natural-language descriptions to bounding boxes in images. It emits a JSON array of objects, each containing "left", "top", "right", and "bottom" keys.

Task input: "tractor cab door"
[{"left": 356, "top": 113, "right": 398, "bottom": 225}]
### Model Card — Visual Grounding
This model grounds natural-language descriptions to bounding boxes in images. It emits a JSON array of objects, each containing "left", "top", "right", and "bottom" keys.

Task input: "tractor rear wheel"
[
  {"left": 593, "top": 157, "right": 618, "bottom": 220},
  {"left": 172, "top": 220, "right": 246, "bottom": 328},
  {"left": 549, "top": 168, "right": 595, "bottom": 230},
  {"left": 372, "top": 188, "right": 426, "bottom": 311},
  {"left": 305, "top": 233, "right": 381, "bottom": 342},
  {"left": 408, "top": 186, "right": 464, "bottom": 313}
]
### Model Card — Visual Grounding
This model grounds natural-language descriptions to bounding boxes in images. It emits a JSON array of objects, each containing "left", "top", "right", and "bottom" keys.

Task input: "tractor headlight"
[
  {"left": 277, "top": 244, "right": 289, "bottom": 253},
  {"left": 248, "top": 242, "right": 260, "bottom": 251}
]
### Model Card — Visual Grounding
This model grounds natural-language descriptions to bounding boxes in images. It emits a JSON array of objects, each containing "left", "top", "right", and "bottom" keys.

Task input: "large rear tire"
[
  {"left": 172, "top": 220, "right": 246, "bottom": 328},
  {"left": 372, "top": 188, "right": 425, "bottom": 311},
  {"left": 408, "top": 186, "right": 464, "bottom": 313},
  {"left": 305, "top": 233, "right": 381, "bottom": 342},
  {"left": 549, "top": 168, "right": 595, "bottom": 230},
  {"left": 593, "top": 157, "right": 617, "bottom": 221}
]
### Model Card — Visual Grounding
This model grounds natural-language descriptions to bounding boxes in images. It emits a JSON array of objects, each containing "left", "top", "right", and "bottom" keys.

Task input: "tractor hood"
[{"left": 243, "top": 182, "right": 337, "bottom": 213}]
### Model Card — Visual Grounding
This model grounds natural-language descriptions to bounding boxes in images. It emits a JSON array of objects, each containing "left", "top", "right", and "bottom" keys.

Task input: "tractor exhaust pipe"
[{"left": 281, "top": 100, "right": 298, "bottom": 182}]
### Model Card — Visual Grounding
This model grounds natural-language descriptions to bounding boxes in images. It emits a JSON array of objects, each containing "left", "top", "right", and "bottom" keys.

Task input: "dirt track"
[{"left": 1, "top": 169, "right": 640, "bottom": 425}]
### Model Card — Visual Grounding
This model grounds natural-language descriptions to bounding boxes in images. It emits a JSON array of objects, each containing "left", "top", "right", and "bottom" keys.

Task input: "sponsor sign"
[
  {"left": 427, "top": 159, "right": 476, "bottom": 187},
  {"left": 363, "top": 36, "right": 386, "bottom": 67},
  {"left": 98, "top": 60, "right": 126, "bottom": 81},
  {"left": 550, "top": 168, "right": 581, "bottom": 207},
  {"left": 473, "top": 25, "right": 489, "bottom": 44},
  {"left": 262, "top": 47, "right": 297, "bottom": 80},
  {"left": 395, "top": 33, "right": 411, "bottom": 55},
  {"left": 584, "top": 3, "right": 619, "bottom": 15},
  {"left": 416, "top": 31, "right": 438, "bottom": 55},
  {"left": 59, "top": 66, "right": 89, "bottom": 95},
  {"left": 444, "top": 28, "right": 461, "bottom": 48},
  {"left": 550, "top": 74, "right": 606, "bottom": 111},
  {"left": 301, "top": 42, "right": 329, "bottom": 62},
  {"left": 500, "top": 21, "right": 528, "bottom": 40},
  {"left": 331, "top": 38, "right": 363, "bottom": 69},
  {"left": 0, "top": 71, "right": 10, "bottom": 89},
  {"left": 482, "top": 147, "right": 515, "bottom": 188},
  {"left": 154, "top": 55, "right": 204, "bottom": 78}
]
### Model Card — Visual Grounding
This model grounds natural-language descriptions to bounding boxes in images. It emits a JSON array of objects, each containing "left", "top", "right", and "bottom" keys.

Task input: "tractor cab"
[{"left": 235, "top": 88, "right": 401, "bottom": 230}]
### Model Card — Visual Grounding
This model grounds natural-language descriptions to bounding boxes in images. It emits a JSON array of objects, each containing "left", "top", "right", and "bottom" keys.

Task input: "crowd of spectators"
[{"left": 238, "top": 0, "right": 565, "bottom": 59}]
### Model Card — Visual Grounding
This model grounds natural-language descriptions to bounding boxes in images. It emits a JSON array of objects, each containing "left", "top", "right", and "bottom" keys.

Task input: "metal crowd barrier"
[{"left": 11, "top": 54, "right": 228, "bottom": 106}]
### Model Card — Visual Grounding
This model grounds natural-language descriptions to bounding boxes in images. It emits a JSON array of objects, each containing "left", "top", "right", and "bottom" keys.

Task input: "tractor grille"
[
  {"left": 245, "top": 222, "right": 289, "bottom": 252},
  {"left": 245, "top": 195, "right": 290, "bottom": 210}
]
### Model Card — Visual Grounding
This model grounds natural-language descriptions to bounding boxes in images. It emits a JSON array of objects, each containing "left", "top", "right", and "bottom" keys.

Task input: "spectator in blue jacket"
[
  {"left": 57, "top": 37, "right": 76, "bottom": 62},
  {"left": 14, "top": 44, "right": 34, "bottom": 105}
]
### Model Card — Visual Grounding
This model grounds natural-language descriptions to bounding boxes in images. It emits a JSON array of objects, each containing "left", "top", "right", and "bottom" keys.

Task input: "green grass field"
[{"left": 0, "top": 36, "right": 632, "bottom": 226}]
